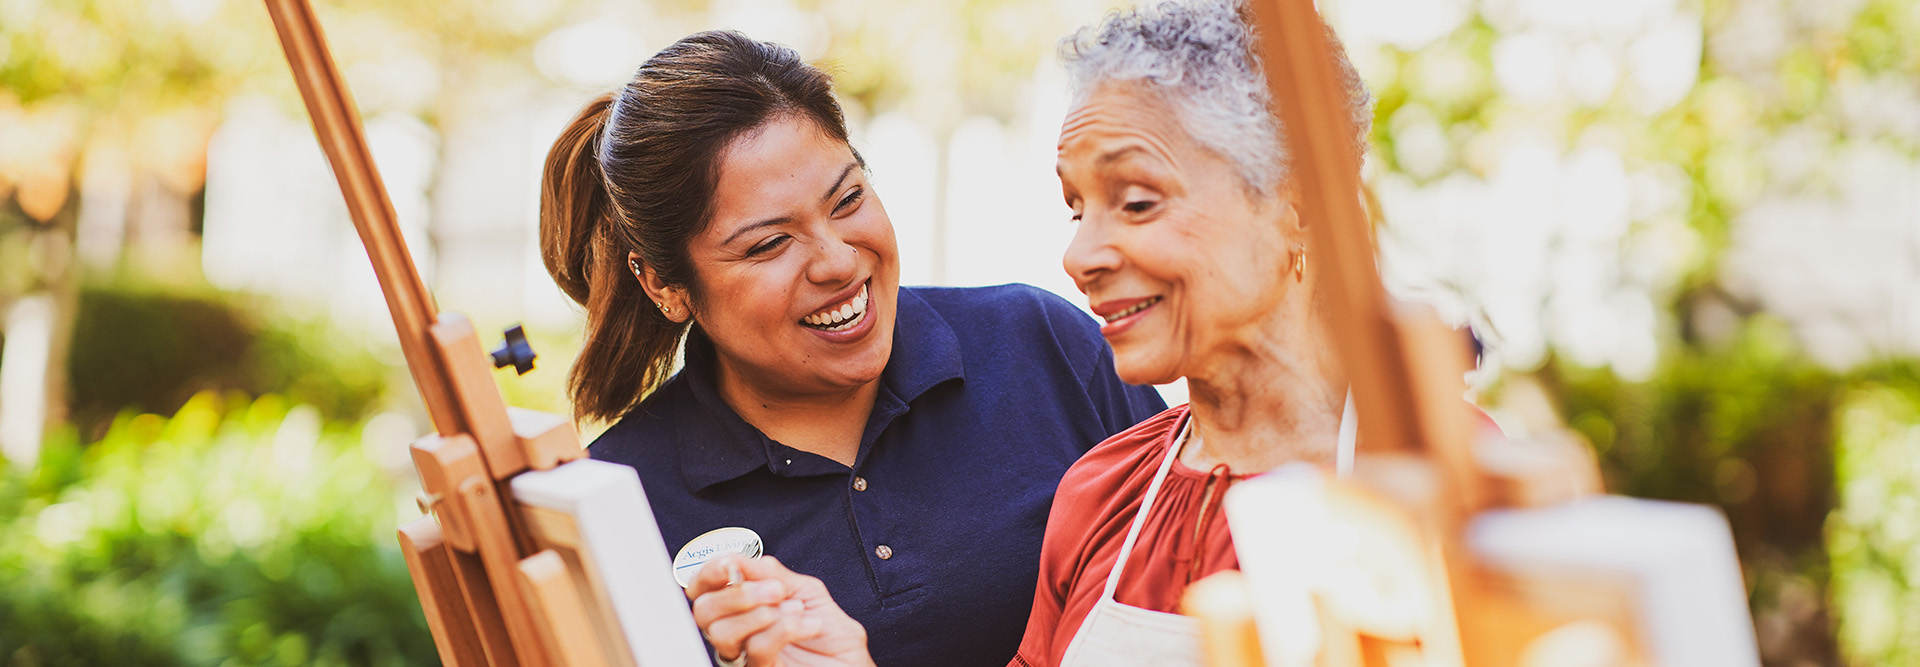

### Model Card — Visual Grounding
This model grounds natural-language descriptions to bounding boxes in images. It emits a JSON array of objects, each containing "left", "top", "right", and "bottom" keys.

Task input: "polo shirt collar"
[{"left": 675, "top": 288, "right": 965, "bottom": 493}]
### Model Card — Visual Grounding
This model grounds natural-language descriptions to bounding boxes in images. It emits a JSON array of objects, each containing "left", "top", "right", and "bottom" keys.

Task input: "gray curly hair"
[{"left": 1059, "top": 0, "right": 1373, "bottom": 196}]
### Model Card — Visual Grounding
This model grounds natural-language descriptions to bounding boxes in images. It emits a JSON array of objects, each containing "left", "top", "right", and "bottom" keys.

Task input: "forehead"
[
  {"left": 716, "top": 115, "right": 847, "bottom": 186},
  {"left": 706, "top": 116, "right": 852, "bottom": 223},
  {"left": 1057, "top": 84, "right": 1189, "bottom": 166}
]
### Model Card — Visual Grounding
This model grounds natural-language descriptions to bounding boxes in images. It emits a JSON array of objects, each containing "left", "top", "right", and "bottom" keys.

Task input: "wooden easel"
[
  {"left": 262, "top": 1, "right": 709, "bottom": 665},
  {"left": 1181, "top": 0, "right": 1761, "bottom": 665}
]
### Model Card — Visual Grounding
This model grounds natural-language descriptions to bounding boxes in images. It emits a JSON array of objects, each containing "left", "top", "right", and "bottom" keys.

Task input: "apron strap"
[
  {"left": 1335, "top": 390, "right": 1357, "bottom": 478},
  {"left": 1102, "top": 412, "right": 1193, "bottom": 601},
  {"left": 1101, "top": 395, "right": 1355, "bottom": 601}
]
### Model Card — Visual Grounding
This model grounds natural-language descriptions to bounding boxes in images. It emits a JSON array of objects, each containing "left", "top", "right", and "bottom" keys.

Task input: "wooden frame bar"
[{"left": 260, "top": 2, "right": 687, "bottom": 665}]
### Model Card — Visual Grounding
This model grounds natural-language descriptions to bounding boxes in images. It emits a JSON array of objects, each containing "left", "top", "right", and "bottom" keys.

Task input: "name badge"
[{"left": 673, "top": 527, "right": 764, "bottom": 588}]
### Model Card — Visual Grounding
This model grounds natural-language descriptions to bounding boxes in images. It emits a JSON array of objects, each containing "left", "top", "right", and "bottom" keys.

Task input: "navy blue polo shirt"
[{"left": 590, "top": 284, "right": 1165, "bottom": 666}]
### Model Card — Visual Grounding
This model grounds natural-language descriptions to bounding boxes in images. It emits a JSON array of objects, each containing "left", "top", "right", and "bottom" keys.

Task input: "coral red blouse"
[
  {"left": 1009, "top": 405, "right": 1237, "bottom": 667},
  {"left": 1009, "top": 402, "right": 1503, "bottom": 667}
]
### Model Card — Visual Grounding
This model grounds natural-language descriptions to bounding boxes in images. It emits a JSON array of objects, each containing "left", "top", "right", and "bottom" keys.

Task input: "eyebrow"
[
  {"left": 823, "top": 162, "right": 858, "bottom": 202},
  {"left": 721, "top": 161, "right": 862, "bottom": 247},
  {"left": 722, "top": 217, "right": 790, "bottom": 247},
  {"left": 1095, "top": 144, "right": 1150, "bottom": 167},
  {"left": 1056, "top": 143, "right": 1156, "bottom": 183}
]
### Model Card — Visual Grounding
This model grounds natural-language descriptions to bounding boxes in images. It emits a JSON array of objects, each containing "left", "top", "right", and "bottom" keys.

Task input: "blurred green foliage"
[
  {"left": 1535, "top": 314, "right": 1845, "bottom": 662},
  {"left": 0, "top": 0, "right": 1915, "bottom": 664},
  {"left": 0, "top": 392, "right": 434, "bottom": 666},
  {"left": 1828, "top": 369, "right": 1920, "bottom": 664},
  {"left": 1362, "top": 0, "right": 1920, "bottom": 662},
  {"left": 65, "top": 284, "right": 391, "bottom": 440},
  {"left": 1541, "top": 343, "right": 1920, "bottom": 665}
]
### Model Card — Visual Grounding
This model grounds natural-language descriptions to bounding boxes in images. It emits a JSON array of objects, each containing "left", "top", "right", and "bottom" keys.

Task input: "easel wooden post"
[
  {"left": 261, "top": 2, "right": 709, "bottom": 664},
  {"left": 1181, "top": 1, "right": 1761, "bottom": 665}
]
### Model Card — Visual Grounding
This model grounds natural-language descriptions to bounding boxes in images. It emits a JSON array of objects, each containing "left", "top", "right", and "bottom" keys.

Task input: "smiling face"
[
  {"left": 665, "top": 114, "right": 900, "bottom": 399},
  {"left": 1058, "top": 84, "right": 1304, "bottom": 385}
]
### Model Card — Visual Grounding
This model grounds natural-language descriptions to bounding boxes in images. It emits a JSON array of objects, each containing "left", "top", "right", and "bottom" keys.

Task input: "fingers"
[
  {"left": 693, "top": 578, "right": 789, "bottom": 629},
  {"left": 687, "top": 554, "right": 753, "bottom": 600},
  {"left": 690, "top": 555, "right": 830, "bottom": 606},
  {"left": 705, "top": 601, "right": 782, "bottom": 663},
  {"left": 702, "top": 590, "right": 826, "bottom": 665},
  {"left": 739, "top": 556, "right": 831, "bottom": 603},
  {"left": 686, "top": 554, "right": 848, "bottom": 665},
  {"left": 741, "top": 600, "right": 827, "bottom": 666}
]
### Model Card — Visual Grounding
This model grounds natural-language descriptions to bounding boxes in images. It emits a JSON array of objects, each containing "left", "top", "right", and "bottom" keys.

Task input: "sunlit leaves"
[{"left": 0, "top": 392, "right": 433, "bottom": 666}]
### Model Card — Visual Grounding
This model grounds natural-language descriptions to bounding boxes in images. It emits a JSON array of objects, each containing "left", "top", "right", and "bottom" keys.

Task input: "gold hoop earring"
[{"left": 1293, "top": 248, "right": 1307, "bottom": 282}]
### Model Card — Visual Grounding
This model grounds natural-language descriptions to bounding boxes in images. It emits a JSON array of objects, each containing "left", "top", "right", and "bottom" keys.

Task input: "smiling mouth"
[
  {"left": 801, "top": 282, "right": 870, "bottom": 332},
  {"left": 1102, "top": 296, "right": 1161, "bottom": 324}
]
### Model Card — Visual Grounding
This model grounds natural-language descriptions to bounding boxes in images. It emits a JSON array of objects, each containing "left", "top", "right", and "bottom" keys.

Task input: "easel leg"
[
  {"left": 448, "top": 529, "right": 524, "bottom": 665},
  {"left": 519, "top": 550, "right": 614, "bottom": 667},
  {"left": 400, "top": 518, "right": 496, "bottom": 667}
]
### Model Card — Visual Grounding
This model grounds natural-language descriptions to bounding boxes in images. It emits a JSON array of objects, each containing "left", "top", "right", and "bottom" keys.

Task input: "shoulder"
[
  {"left": 906, "top": 283, "right": 1091, "bottom": 327},
  {"left": 585, "top": 373, "right": 692, "bottom": 465},
  {"left": 1057, "top": 405, "right": 1189, "bottom": 498},
  {"left": 906, "top": 284, "right": 1106, "bottom": 366}
]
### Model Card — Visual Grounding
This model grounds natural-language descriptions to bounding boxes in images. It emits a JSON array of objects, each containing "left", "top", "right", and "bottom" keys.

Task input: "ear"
[
  {"left": 630, "top": 251, "right": 692, "bottom": 324},
  {"left": 1274, "top": 179, "right": 1308, "bottom": 246}
]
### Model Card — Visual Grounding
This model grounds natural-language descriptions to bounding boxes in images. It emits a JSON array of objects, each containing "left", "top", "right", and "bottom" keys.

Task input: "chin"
[
  {"left": 841, "top": 324, "right": 895, "bottom": 382},
  {"left": 1112, "top": 346, "right": 1180, "bottom": 387},
  {"left": 847, "top": 342, "right": 891, "bottom": 375}
]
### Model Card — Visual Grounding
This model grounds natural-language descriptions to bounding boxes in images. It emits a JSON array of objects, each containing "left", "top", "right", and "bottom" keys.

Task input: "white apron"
[{"left": 1058, "top": 396, "right": 1357, "bottom": 667}]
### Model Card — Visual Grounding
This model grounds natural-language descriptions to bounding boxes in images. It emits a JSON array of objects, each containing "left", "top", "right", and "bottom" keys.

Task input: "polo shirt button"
[
  {"left": 853, "top": 476, "right": 868, "bottom": 491},
  {"left": 875, "top": 545, "right": 893, "bottom": 560}
]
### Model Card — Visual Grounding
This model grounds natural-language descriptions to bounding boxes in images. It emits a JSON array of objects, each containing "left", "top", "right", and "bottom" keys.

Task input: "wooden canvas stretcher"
[
  {"left": 1180, "top": 1, "right": 1763, "bottom": 665},
  {"left": 262, "top": 1, "right": 709, "bottom": 664}
]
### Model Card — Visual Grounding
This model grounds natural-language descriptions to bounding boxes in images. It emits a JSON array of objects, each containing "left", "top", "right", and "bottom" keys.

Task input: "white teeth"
[
  {"left": 802, "top": 283, "right": 872, "bottom": 330},
  {"left": 1102, "top": 296, "right": 1161, "bottom": 323}
]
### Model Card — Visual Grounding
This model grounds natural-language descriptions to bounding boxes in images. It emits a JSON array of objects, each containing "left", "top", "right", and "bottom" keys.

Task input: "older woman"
[
  {"left": 540, "top": 31, "right": 1166, "bottom": 667},
  {"left": 1009, "top": 0, "right": 1373, "bottom": 663},
  {"left": 700, "top": 1, "right": 1376, "bottom": 665}
]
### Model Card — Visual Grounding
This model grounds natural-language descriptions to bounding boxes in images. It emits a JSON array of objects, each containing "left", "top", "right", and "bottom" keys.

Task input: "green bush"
[
  {"left": 0, "top": 392, "right": 436, "bottom": 666},
  {"left": 1829, "top": 372, "right": 1920, "bottom": 664},
  {"left": 1530, "top": 316, "right": 1920, "bottom": 664},
  {"left": 66, "top": 285, "right": 391, "bottom": 439}
]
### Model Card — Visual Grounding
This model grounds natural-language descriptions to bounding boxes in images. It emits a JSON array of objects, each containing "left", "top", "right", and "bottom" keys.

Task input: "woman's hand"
[{"left": 687, "top": 554, "right": 876, "bottom": 667}]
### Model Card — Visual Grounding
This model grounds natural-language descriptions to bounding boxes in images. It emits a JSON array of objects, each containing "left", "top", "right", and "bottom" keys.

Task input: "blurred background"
[{"left": 0, "top": 0, "right": 1915, "bottom": 664}]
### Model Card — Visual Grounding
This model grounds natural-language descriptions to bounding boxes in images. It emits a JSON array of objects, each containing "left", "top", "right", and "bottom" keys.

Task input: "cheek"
[
  {"left": 854, "top": 203, "right": 901, "bottom": 273},
  {"left": 1115, "top": 221, "right": 1201, "bottom": 289},
  {"left": 1222, "top": 226, "right": 1288, "bottom": 296},
  {"left": 697, "top": 265, "right": 797, "bottom": 331},
  {"left": 1183, "top": 222, "right": 1288, "bottom": 324}
]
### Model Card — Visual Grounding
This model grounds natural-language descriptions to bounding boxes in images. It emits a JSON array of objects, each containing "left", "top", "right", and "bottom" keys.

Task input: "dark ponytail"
[
  {"left": 541, "top": 94, "right": 613, "bottom": 306},
  {"left": 538, "top": 31, "right": 852, "bottom": 423}
]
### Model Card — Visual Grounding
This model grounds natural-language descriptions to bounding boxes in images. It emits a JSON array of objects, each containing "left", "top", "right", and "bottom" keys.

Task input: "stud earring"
[
  {"left": 1293, "top": 248, "right": 1307, "bottom": 282},
  {"left": 629, "top": 258, "right": 641, "bottom": 278},
  {"left": 659, "top": 303, "right": 671, "bottom": 316}
]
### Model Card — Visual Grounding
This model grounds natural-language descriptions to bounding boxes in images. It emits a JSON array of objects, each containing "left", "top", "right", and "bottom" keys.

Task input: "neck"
[
  {"left": 713, "top": 360, "right": 879, "bottom": 468},
  {"left": 1180, "top": 302, "right": 1345, "bottom": 474}
]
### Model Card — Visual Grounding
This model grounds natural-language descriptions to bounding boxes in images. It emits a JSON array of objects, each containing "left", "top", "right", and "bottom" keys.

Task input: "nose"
[
  {"left": 806, "top": 236, "right": 860, "bottom": 286},
  {"left": 1062, "top": 218, "right": 1121, "bottom": 295}
]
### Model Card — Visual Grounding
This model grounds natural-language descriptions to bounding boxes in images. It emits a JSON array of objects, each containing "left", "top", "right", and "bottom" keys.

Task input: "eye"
[
  {"left": 747, "top": 234, "right": 790, "bottom": 257},
  {"left": 833, "top": 186, "right": 864, "bottom": 215},
  {"left": 1123, "top": 199, "right": 1156, "bottom": 214}
]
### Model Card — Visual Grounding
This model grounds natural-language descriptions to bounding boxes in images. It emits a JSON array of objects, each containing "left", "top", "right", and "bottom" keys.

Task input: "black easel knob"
[{"left": 490, "top": 324, "right": 537, "bottom": 375}]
